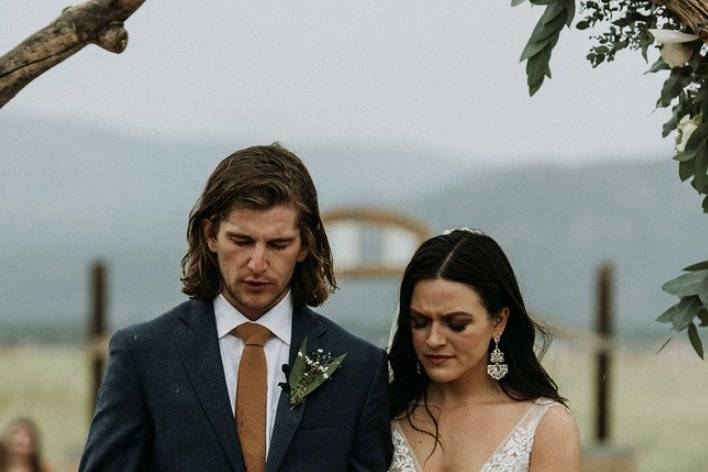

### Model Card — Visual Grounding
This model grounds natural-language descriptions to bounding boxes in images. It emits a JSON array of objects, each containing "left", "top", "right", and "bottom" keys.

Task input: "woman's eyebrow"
[
  {"left": 409, "top": 309, "right": 430, "bottom": 318},
  {"left": 409, "top": 309, "right": 473, "bottom": 319},
  {"left": 442, "top": 311, "right": 473, "bottom": 319}
]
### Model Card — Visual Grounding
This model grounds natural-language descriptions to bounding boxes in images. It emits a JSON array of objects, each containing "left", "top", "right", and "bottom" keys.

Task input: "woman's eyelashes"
[
  {"left": 446, "top": 320, "right": 469, "bottom": 332},
  {"left": 409, "top": 314, "right": 470, "bottom": 332},
  {"left": 410, "top": 315, "right": 429, "bottom": 329}
]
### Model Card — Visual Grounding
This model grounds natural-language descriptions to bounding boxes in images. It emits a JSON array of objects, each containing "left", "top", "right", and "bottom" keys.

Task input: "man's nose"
[{"left": 247, "top": 245, "right": 268, "bottom": 273}]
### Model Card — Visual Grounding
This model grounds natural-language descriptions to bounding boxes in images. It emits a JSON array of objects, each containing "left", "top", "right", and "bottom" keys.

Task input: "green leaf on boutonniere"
[{"left": 287, "top": 338, "right": 347, "bottom": 409}]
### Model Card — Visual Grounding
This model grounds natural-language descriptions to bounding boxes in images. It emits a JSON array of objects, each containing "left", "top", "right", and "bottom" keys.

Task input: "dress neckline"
[{"left": 393, "top": 399, "right": 549, "bottom": 472}]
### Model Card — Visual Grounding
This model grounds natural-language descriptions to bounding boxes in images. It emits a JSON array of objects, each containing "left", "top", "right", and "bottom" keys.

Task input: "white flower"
[
  {"left": 648, "top": 29, "right": 698, "bottom": 68},
  {"left": 676, "top": 114, "right": 702, "bottom": 152},
  {"left": 322, "top": 373, "right": 329, "bottom": 379},
  {"left": 661, "top": 43, "right": 693, "bottom": 68},
  {"left": 649, "top": 29, "right": 698, "bottom": 44}
]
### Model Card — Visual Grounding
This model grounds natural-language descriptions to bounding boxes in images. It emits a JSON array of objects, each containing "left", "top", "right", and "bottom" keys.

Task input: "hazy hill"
[
  {"left": 408, "top": 160, "right": 708, "bottom": 339},
  {"left": 1, "top": 114, "right": 706, "bottom": 346}
]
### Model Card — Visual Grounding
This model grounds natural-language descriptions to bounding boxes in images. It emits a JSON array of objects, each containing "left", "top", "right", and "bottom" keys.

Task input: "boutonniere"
[{"left": 279, "top": 338, "right": 346, "bottom": 409}]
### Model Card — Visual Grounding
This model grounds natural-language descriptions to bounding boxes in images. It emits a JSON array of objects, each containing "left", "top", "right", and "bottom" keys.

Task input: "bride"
[{"left": 387, "top": 229, "right": 580, "bottom": 471}]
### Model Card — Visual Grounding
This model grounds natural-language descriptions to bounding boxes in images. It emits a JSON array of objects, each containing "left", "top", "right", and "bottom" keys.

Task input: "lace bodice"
[{"left": 389, "top": 398, "right": 559, "bottom": 472}]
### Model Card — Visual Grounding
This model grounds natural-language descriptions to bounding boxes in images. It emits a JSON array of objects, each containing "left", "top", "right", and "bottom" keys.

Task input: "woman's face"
[
  {"left": 409, "top": 278, "right": 508, "bottom": 384},
  {"left": 3, "top": 423, "right": 34, "bottom": 457}
]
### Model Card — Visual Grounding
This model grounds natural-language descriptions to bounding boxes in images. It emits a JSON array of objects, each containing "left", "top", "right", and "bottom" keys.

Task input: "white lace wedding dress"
[{"left": 389, "top": 398, "right": 558, "bottom": 472}]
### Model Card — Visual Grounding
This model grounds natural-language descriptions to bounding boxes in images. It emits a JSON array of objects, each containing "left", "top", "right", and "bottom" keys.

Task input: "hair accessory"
[
  {"left": 486, "top": 334, "right": 508, "bottom": 380},
  {"left": 442, "top": 227, "right": 486, "bottom": 236}
]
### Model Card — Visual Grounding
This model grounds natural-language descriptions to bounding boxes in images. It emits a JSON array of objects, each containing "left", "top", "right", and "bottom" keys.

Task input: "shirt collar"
[{"left": 214, "top": 291, "right": 292, "bottom": 346}]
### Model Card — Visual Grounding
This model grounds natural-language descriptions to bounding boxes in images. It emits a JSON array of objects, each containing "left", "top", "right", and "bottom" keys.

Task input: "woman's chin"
[{"left": 424, "top": 368, "right": 460, "bottom": 384}]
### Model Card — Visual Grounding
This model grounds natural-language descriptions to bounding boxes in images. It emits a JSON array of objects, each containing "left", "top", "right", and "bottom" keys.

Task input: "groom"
[{"left": 79, "top": 144, "right": 392, "bottom": 471}]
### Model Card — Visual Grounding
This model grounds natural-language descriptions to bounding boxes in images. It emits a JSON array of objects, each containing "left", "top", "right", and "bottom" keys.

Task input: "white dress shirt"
[{"left": 214, "top": 292, "right": 292, "bottom": 454}]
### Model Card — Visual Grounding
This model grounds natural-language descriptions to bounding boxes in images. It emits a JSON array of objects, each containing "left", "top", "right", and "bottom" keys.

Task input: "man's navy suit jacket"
[{"left": 79, "top": 299, "right": 392, "bottom": 471}]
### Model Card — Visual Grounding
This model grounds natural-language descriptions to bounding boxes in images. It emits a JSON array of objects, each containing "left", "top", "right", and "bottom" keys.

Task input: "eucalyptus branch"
[
  {"left": 514, "top": 0, "right": 708, "bottom": 358},
  {"left": 514, "top": 0, "right": 576, "bottom": 96}
]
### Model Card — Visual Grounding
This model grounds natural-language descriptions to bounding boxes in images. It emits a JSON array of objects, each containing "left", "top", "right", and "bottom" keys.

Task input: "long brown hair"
[
  {"left": 0, "top": 418, "right": 44, "bottom": 472},
  {"left": 389, "top": 230, "right": 565, "bottom": 456},
  {"left": 181, "top": 143, "right": 336, "bottom": 308}
]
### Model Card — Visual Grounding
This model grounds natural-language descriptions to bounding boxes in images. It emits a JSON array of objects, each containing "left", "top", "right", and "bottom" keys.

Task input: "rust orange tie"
[{"left": 232, "top": 323, "right": 271, "bottom": 472}]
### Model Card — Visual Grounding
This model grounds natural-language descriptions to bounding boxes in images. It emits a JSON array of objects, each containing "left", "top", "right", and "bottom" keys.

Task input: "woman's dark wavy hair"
[
  {"left": 0, "top": 417, "right": 43, "bottom": 472},
  {"left": 181, "top": 143, "right": 337, "bottom": 308},
  {"left": 388, "top": 229, "right": 565, "bottom": 451}
]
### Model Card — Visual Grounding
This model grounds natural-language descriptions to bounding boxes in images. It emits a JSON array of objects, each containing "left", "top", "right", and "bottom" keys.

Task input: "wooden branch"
[
  {"left": 654, "top": 0, "right": 708, "bottom": 41},
  {"left": 0, "top": 0, "right": 145, "bottom": 108}
]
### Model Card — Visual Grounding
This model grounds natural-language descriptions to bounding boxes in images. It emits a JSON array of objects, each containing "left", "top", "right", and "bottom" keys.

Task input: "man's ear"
[
  {"left": 296, "top": 245, "right": 309, "bottom": 262},
  {"left": 203, "top": 220, "right": 217, "bottom": 252},
  {"left": 495, "top": 307, "right": 510, "bottom": 335}
]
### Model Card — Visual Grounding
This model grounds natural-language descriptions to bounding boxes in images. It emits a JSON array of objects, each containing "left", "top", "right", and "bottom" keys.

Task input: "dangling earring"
[
  {"left": 487, "top": 334, "right": 508, "bottom": 380},
  {"left": 416, "top": 361, "right": 422, "bottom": 375}
]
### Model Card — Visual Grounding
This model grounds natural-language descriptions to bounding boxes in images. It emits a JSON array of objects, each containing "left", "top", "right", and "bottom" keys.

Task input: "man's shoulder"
[
  {"left": 305, "top": 307, "right": 384, "bottom": 359},
  {"left": 113, "top": 299, "right": 211, "bottom": 345}
]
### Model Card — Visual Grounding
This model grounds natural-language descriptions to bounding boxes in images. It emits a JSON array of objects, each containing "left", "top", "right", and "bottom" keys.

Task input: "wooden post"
[
  {"left": 89, "top": 260, "right": 107, "bottom": 415},
  {"left": 595, "top": 263, "right": 613, "bottom": 443}
]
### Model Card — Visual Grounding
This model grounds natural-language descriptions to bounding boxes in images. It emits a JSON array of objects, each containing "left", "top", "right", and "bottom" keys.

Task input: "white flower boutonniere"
[{"left": 283, "top": 338, "right": 346, "bottom": 409}]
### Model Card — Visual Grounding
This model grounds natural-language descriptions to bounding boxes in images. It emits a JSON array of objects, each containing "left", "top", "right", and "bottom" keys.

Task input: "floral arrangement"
[
  {"left": 283, "top": 338, "right": 346, "bottom": 408},
  {"left": 514, "top": 0, "right": 708, "bottom": 357}
]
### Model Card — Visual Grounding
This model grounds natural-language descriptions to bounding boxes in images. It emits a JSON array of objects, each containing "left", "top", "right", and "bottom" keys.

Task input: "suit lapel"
[
  {"left": 172, "top": 300, "right": 244, "bottom": 472},
  {"left": 266, "top": 307, "right": 326, "bottom": 472}
]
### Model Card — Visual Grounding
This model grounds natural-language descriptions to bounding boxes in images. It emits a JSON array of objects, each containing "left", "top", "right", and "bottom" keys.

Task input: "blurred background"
[{"left": 2, "top": 1, "right": 707, "bottom": 471}]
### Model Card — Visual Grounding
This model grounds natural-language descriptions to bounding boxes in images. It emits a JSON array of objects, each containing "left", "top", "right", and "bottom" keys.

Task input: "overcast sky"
[{"left": 1, "top": 0, "right": 674, "bottom": 166}]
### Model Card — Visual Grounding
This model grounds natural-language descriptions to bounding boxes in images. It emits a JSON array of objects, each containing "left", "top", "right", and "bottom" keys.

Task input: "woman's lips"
[{"left": 424, "top": 354, "right": 453, "bottom": 365}]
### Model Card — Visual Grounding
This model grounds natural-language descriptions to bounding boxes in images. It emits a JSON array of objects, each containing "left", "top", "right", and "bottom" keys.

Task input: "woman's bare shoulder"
[{"left": 529, "top": 403, "right": 581, "bottom": 471}]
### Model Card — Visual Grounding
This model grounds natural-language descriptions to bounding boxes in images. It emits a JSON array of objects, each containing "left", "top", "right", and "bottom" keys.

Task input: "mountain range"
[{"left": 2, "top": 114, "right": 706, "bottom": 346}]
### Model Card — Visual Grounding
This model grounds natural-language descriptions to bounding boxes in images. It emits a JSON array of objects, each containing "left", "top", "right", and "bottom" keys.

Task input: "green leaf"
[
  {"left": 662, "top": 270, "right": 708, "bottom": 297},
  {"left": 657, "top": 304, "right": 679, "bottom": 323},
  {"left": 701, "top": 289, "right": 708, "bottom": 305},
  {"left": 529, "top": 79, "right": 543, "bottom": 96},
  {"left": 698, "top": 309, "right": 708, "bottom": 327},
  {"left": 688, "top": 322, "right": 704, "bottom": 359},
  {"left": 694, "top": 142, "right": 708, "bottom": 189},
  {"left": 519, "top": 1, "right": 571, "bottom": 96},
  {"left": 536, "top": 14, "right": 567, "bottom": 42},
  {"left": 521, "top": 36, "right": 556, "bottom": 62},
  {"left": 576, "top": 20, "right": 590, "bottom": 30},
  {"left": 645, "top": 57, "right": 669, "bottom": 75},
  {"left": 564, "top": 0, "right": 574, "bottom": 26},
  {"left": 656, "top": 334, "right": 676, "bottom": 354},
  {"left": 674, "top": 148, "right": 697, "bottom": 162},
  {"left": 684, "top": 260, "right": 708, "bottom": 271},
  {"left": 527, "top": 47, "right": 552, "bottom": 94},
  {"left": 672, "top": 296, "right": 703, "bottom": 331},
  {"left": 657, "top": 68, "right": 692, "bottom": 109},
  {"left": 679, "top": 159, "right": 695, "bottom": 182},
  {"left": 288, "top": 338, "right": 308, "bottom": 386}
]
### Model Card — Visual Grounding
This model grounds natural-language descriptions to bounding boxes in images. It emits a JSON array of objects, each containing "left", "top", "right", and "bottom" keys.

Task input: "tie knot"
[{"left": 233, "top": 323, "right": 271, "bottom": 347}]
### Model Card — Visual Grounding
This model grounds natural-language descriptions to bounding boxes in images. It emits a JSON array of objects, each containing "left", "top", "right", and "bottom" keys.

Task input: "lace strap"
[
  {"left": 523, "top": 398, "right": 563, "bottom": 431},
  {"left": 391, "top": 422, "right": 424, "bottom": 472}
]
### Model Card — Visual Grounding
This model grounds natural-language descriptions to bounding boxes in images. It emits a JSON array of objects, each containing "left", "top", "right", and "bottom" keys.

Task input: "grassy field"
[{"left": 1, "top": 339, "right": 706, "bottom": 471}]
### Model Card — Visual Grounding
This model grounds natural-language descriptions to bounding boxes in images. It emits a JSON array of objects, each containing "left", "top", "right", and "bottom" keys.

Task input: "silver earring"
[
  {"left": 487, "top": 334, "right": 508, "bottom": 380},
  {"left": 416, "top": 361, "right": 422, "bottom": 375}
]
